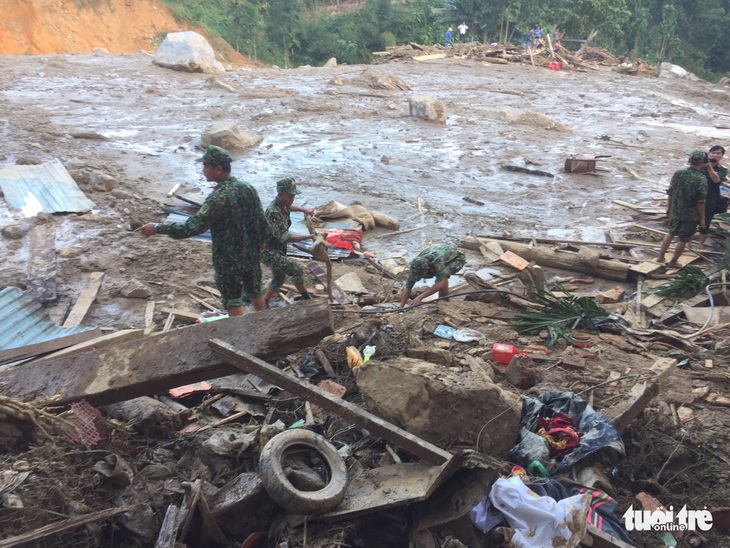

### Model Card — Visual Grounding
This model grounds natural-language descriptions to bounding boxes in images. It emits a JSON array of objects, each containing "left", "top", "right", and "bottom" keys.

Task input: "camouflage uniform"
[
  {"left": 666, "top": 166, "right": 707, "bottom": 242},
  {"left": 405, "top": 245, "right": 466, "bottom": 289},
  {"left": 262, "top": 196, "right": 305, "bottom": 291},
  {"left": 156, "top": 146, "right": 270, "bottom": 308}
]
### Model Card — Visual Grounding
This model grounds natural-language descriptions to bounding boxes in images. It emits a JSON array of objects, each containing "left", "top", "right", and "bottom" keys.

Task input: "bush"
[{"left": 379, "top": 31, "right": 397, "bottom": 49}]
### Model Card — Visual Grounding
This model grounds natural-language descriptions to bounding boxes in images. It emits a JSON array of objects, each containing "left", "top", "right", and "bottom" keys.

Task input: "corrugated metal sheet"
[
  {"left": 0, "top": 286, "right": 96, "bottom": 355},
  {"left": 0, "top": 159, "right": 95, "bottom": 216}
]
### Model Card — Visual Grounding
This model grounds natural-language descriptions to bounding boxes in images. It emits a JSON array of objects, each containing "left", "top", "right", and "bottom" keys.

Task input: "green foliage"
[
  {"left": 650, "top": 266, "right": 709, "bottom": 298},
  {"left": 511, "top": 288, "right": 610, "bottom": 346},
  {"left": 380, "top": 31, "right": 397, "bottom": 49}
]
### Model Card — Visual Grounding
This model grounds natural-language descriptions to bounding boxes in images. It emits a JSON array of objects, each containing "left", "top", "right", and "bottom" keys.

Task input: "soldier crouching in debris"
[
  {"left": 262, "top": 177, "right": 316, "bottom": 304},
  {"left": 399, "top": 244, "right": 466, "bottom": 307},
  {"left": 657, "top": 149, "right": 708, "bottom": 268},
  {"left": 136, "top": 145, "right": 270, "bottom": 316}
]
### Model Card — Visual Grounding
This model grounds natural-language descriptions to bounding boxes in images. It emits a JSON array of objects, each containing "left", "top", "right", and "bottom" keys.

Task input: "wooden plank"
[
  {"left": 144, "top": 300, "right": 157, "bottom": 335},
  {"left": 63, "top": 272, "right": 105, "bottom": 327},
  {"left": 210, "top": 339, "right": 452, "bottom": 465},
  {"left": 414, "top": 53, "right": 447, "bottom": 61},
  {"left": 628, "top": 261, "right": 663, "bottom": 277},
  {"left": 160, "top": 307, "right": 199, "bottom": 321},
  {"left": 308, "top": 262, "right": 350, "bottom": 304},
  {"left": 0, "top": 507, "right": 129, "bottom": 548},
  {"left": 0, "top": 327, "right": 102, "bottom": 365},
  {"left": 26, "top": 329, "right": 143, "bottom": 366},
  {"left": 0, "top": 299, "right": 333, "bottom": 406},
  {"left": 26, "top": 219, "right": 57, "bottom": 303}
]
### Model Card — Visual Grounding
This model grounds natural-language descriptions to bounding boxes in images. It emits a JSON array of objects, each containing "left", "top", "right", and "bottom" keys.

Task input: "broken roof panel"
[
  {"left": 0, "top": 159, "right": 95, "bottom": 216},
  {"left": 0, "top": 286, "right": 98, "bottom": 368}
]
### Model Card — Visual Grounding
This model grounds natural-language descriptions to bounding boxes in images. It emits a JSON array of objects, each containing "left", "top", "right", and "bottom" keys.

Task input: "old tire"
[{"left": 259, "top": 429, "right": 347, "bottom": 515}]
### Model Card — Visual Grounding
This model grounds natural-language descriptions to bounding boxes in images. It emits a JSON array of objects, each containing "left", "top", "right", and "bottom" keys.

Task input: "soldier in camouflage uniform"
[
  {"left": 658, "top": 150, "right": 708, "bottom": 267},
  {"left": 137, "top": 145, "right": 270, "bottom": 316},
  {"left": 399, "top": 244, "right": 466, "bottom": 307},
  {"left": 262, "top": 177, "right": 316, "bottom": 303}
]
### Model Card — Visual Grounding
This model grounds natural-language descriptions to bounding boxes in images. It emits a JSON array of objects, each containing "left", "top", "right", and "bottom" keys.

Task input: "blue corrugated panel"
[
  {"left": 0, "top": 286, "right": 96, "bottom": 354},
  {"left": 0, "top": 159, "right": 95, "bottom": 215}
]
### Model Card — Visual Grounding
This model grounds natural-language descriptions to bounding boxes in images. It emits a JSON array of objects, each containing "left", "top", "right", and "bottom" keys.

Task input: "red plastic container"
[
  {"left": 492, "top": 343, "right": 524, "bottom": 364},
  {"left": 546, "top": 61, "right": 563, "bottom": 71}
]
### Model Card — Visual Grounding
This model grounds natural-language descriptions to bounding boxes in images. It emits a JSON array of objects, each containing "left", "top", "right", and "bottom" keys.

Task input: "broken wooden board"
[
  {"left": 413, "top": 53, "right": 447, "bottom": 61},
  {"left": 682, "top": 305, "right": 730, "bottom": 327},
  {"left": 209, "top": 339, "right": 453, "bottom": 465},
  {"left": 628, "top": 261, "right": 663, "bottom": 278},
  {"left": 26, "top": 220, "right": 58, "bottom": 303},
  {"left": 0, "top": 299, "right": 333, "bottom": 406},
  {"left": 0, "top": 327, "right": 102, "bottom": 365},
  {"left": 63, "top": 272, "right": 105, "bottom": 327},
  {"left": 308, "top": 261, "right": 351, "bottom": 304},
  {"left": 25, "top": 329, "right": 143, "bottom": 366}
]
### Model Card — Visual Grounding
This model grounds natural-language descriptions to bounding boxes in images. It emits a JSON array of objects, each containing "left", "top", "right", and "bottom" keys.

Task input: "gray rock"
[
  {"left": 409, "top": 95, "right": 447, "bottom": 125},
  {"left": 355, "top": 357, "right": 521, "bottom": 458},
  {"left": 57, "top": 248, "right": 82, "bottom": 258},
  {"left": 110, "top": 189, "right": 130, "bottom": 200},
  {"left": 1, "top": 225, "right": 30, "bottom": 239},
  {"left": 121, "top": 279, "right": 152, "bottom": 299},
  {"left": 153, "top": 31, "right": 225, "bottom": 74},
  {"left": 201, "top": 121, "right": 263, "bottom": 153},
  {"left": 89, "top": 170, "right": 119, "bottom": 192}
]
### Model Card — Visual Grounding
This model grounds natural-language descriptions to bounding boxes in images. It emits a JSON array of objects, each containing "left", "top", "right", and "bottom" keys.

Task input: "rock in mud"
[
  {"left": 408, "top": 95, "right": 447, "bottom": 124},
  {"left": 363, "top": 68, "right": 411, "bottom": 91},
  {"left": 356, "top": 357, "right": 521, "bottom": 457},
  {"left": 201, "top": 121, "right": 263, "bottom": 153},
  {"left": 89, "top": 170, "right": 119, "bottom": 191},
  {"left": 153, "top": 31, "right": 225, "bottom": 74},
  {"left": 1, "top": 224, "right": 30, "bottom": 240},
  {"left": 121, "top": 279, "right": 152, "bottom": 299}
]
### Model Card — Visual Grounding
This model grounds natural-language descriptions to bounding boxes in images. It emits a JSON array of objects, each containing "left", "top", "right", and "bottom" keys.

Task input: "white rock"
[
  {"left": 201, "top": 121, "right": 263, "bottom": 153},
  {"left": 153, "top": 31, "right": 225, "bottom": 74},
  {"left": 408, "top": 95, "right": 447, "bottom": 125}
]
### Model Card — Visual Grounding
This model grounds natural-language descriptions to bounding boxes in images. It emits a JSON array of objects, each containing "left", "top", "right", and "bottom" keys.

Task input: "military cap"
[
  {"left": 276, "top": 177, "right": 301, "bottom": 195},
  {"left": 689, "top": 150, "right": 708, "bottom": 164},
  {"left": 196, "top": 145, "right": 232, "bottom": 166}
]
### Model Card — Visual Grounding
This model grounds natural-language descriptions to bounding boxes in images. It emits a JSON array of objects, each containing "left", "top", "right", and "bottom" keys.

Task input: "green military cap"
[
  {"left": 196, "top": 145, "right": 232, "bottom": 166},
  {"left": 689, "top": 150, "right": 707, "bottom": 163},
  {"left": 276, "top": 177, "right": 301, "bottom": 195}
]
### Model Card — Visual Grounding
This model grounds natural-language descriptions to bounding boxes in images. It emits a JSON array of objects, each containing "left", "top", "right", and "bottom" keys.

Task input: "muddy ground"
[{"left": 1, "top": 49, "right": 730, "bottom": 547}]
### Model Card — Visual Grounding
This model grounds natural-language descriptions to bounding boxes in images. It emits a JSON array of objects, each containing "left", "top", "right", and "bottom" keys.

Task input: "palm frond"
[
  {"left": 511, "top": 287, "right": 609, "bottom": 346},
  {"left": 650, "top": 266, "right": 708, "bottom": 298}
]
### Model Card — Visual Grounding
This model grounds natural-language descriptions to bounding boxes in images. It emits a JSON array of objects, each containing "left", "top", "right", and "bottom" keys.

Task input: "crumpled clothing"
[
  {"left": 488, "top": 476, "right": 590, "bottom": 548},
  {"left": 323, "top": 228, "right": 362, "bottom": 252},
  {"left": 537, "top": 412, "right": 583, "bottom": 458},
  {"left": 314, "top": 200, "right": 400, "bottom": 231}
]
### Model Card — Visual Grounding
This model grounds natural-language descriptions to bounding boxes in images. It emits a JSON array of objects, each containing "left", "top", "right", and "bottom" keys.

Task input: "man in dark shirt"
[
  {"left": 695, "top": 145, "right": 728, "bottom": 251},
  {"left": 137, "top": 145, "right": 270, "bottom": 315}
]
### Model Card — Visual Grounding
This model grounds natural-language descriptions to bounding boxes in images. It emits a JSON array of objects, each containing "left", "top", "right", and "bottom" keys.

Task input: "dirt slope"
[{"left": 0, "top": 0, "right": 244, "bottom": 62}]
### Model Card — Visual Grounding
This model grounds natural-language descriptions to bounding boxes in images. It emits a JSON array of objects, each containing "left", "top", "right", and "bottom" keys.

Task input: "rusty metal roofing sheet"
[
  {"left": 0, "top": 159, "right": 95, "bottom": 216},
  {"left": 0, "top": 286, "right": 96, "bottom": 363}
]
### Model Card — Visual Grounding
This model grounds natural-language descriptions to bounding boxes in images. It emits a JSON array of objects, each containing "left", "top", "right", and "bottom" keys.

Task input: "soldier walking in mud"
[
  {"left": 657, "top": 150, "right": 708, "bottom": 267},
  {"left": 136, "top": 145, "right": 270, "bottom": 316},
  {"left": 262, "top": 177, "right": 316, "bottom": 304},
  {"left": 399, "top": 244, "right": 465, "bottom": 307}
]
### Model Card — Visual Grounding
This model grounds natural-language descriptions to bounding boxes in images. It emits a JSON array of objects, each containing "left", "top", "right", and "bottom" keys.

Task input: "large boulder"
[
  {"left": 659, "top": 62, "right": 699, "bottom": 81},
  {"left": 153, "top": 31, "right": 224, "bottom": 74},
  {"left": 363, "top": 68, "right": 411, "bottom": 91},
  {"left": 355, "top": 357, "right": 521, "bottom": 458},
  {"left": 201, "top": 121, "right": 263, "bottom": 153},
  {"left": 408, "top": 95, "right": 447, "bottom": 125}
]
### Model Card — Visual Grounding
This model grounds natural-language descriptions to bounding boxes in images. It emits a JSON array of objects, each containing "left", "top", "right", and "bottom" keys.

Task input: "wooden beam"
[
  {"left": 25, "top": 329, "right": 143, "bottom": 366},
  {"left": 144, "top": 300, "right": 157, "bottom": 335},
  {"left": 160, "top": 307, "right": 199, "bottom": 322},
  {"left": 461, "top": 236, "right": 632, "bottom": 281},
  {"left": 475, "top": 234, "right": 636, "bottom": 250},
  {"left": 63, "top": 272, "right": 105, "bottom": 327},
  {"left": 209, "top": 339, "right": 452, "bottom": 465},
  {"left": 0, "top": 507, "right": 129, "bottom": 548},
  {"left": 0, "top": 327, "right": 102, "bottom": 365},
  {"left": 0, "top": 299, "right": 333, "bottom": 406}
]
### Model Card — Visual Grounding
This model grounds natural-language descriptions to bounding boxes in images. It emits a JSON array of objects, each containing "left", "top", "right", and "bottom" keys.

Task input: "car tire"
[{"left": 259, "top": 429, "right": 348, "bottom": 515}]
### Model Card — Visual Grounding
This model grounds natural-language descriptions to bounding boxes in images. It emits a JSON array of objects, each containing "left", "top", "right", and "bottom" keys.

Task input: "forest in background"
[{"left": 159, "top": 0, "right": 729, "bottom": 81}]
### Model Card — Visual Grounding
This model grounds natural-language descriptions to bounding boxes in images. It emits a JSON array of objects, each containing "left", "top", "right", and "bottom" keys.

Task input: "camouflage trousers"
[
  {"left": 214, "top": 258, "right": 263, "bottom": 309},
  {"left": 263, "top": 250, "right": 305, "bottom": 290}
]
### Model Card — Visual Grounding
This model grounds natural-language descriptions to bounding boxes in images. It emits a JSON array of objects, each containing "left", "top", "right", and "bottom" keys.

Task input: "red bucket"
[{"left": 491, "top": 343, "right": 524, "bottom": 364}]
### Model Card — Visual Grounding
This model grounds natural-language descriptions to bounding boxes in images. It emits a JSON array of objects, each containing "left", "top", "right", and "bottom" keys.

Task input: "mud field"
[{"left": 1, "top": 52, "right": 729, "bottom": 325}]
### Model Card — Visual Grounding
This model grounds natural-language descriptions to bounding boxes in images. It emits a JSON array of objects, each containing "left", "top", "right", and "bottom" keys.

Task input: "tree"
[{"left": 266, "top": 0, "right": 305, "bottom": 67}]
